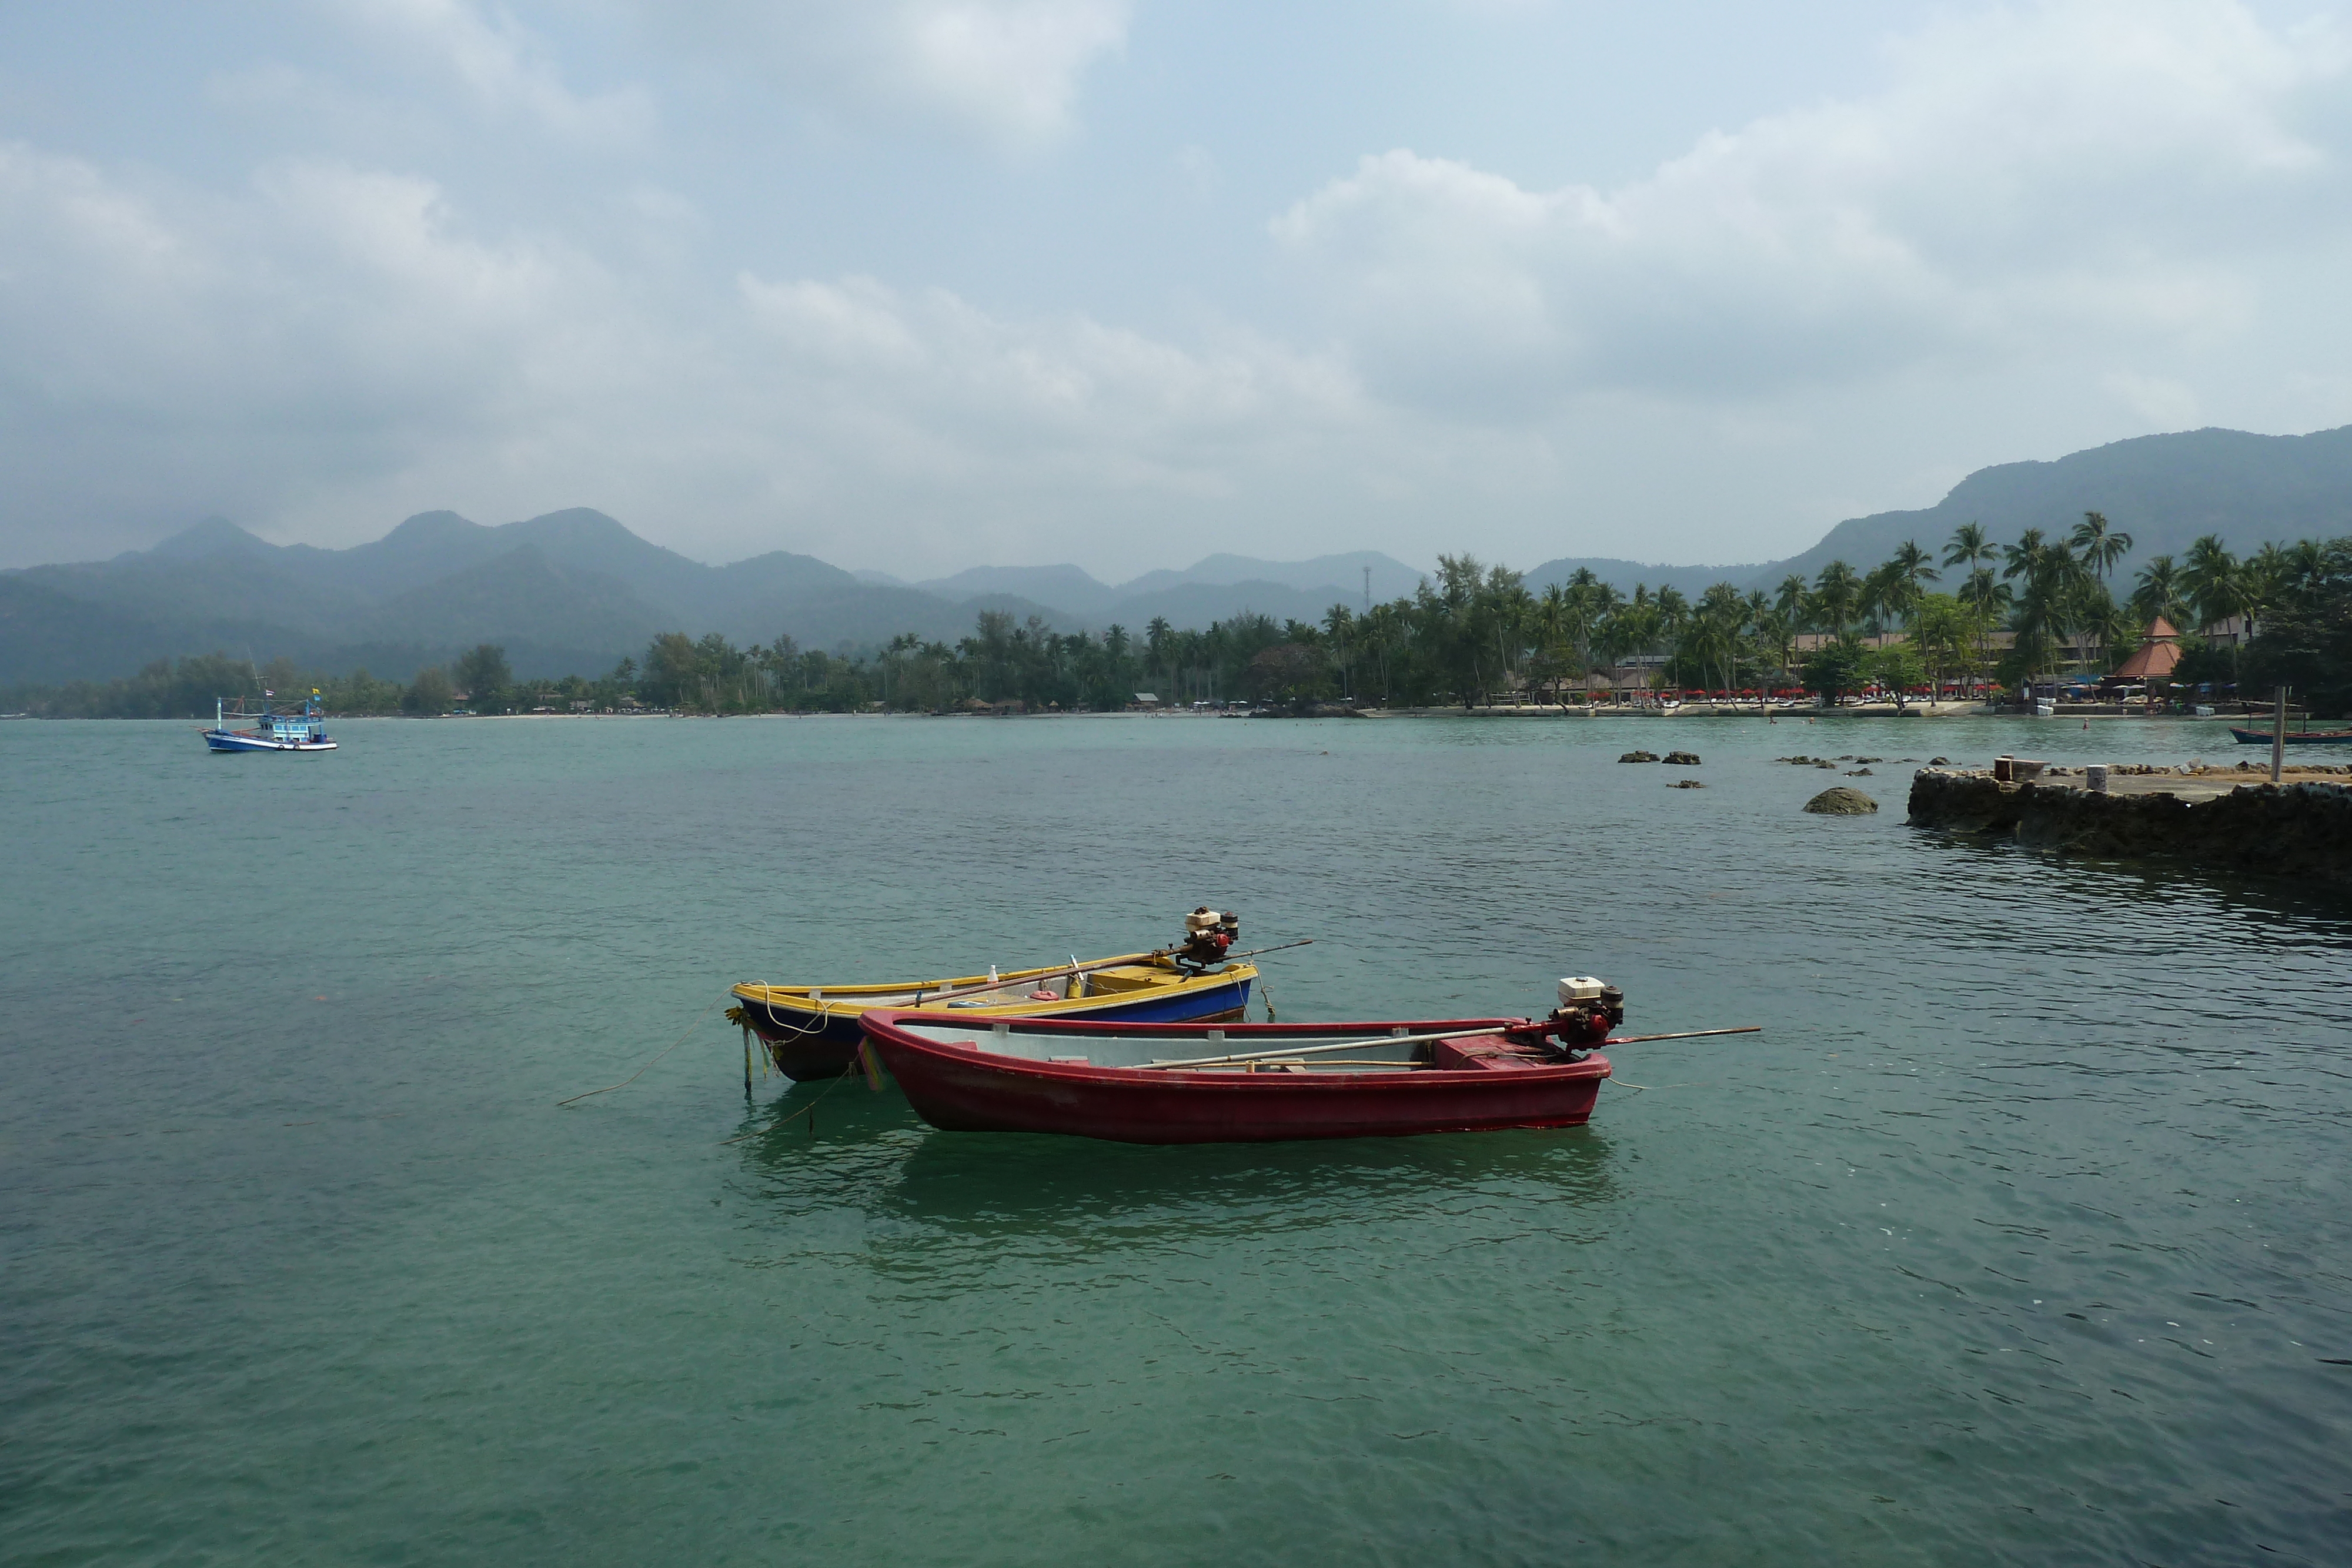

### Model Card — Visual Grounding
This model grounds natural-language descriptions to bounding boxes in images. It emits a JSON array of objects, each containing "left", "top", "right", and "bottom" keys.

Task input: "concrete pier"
[{"left": 1907, "top": 764, "right": 2352, "bottom": 885}]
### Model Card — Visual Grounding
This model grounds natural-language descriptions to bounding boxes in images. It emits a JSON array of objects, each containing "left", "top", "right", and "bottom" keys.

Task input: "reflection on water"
[
  {"left": 729, "top": 1087, "right": 1623, "bottom": 1240},
  {"left": 873, "top": 1123, "right": 1619, "bottom": 1231}
]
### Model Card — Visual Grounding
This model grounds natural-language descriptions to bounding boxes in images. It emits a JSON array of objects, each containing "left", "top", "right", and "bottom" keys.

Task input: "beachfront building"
[{"left": 2104, "top": 617, "right": 2183, "bottom": 690}]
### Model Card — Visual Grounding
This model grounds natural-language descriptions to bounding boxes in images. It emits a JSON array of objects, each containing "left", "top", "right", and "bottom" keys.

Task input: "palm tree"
[
  {"left": 1566, "top": 573, "right": 1618, "bottom": 683},
  {"left": 1607, "top": 590, "right": 1662, "bottom": 702},
  {"left": 1958, "top": 568, "right": 2009, "bottom": 676},
  {"left": 2001, "top": 528, "right": 2049, "bottom": 584},
  {"left": 1743, "top": 589, "right": 1780, "bottom": 694},
  {"left": 2084, "top": 594, "right": 2140, "bottom": 676},
  {"left": 1812, "top": 560, "right": 1861, "bottom": 640},
  {"left": 1362, "top": 601, "right": 1401, "bottom": 700},
  {"left": 2283, "top": 538, "right": 2331, "bottom": 601},
  {"left": 2130, "top": 555, "right": 2189, "bottom": 628},
  {"left": 1873, "top": 546, "right": 1936, "bottom": 638},
  {"left": 2246, "top": 543, "right": 2290, "bottom": 629},
  {"left": 1692, "top": 582, "right": 1746, "bottom": 696},
  {"left": 1859, "top": 560, "right": 1907, "bottom": 638},
  {"left": 1532, "top": 584, "right": 1571, "bottom": 703},
  {"left": 2183, "top": 535, "right": 2242, "bottom": 636},
  {"left": 1943, "top": 521, "right": 1995, "bottom": 579},
  {"left": 1321, "top": 603, "right": 1356, "bottom": 699},
  {"left": 1655, "top": 586, "right": 1690, "bottom": 692},
  {"left": 1775, "top": 572, "right": 1810, "bottom": 630},
  {"left": 1890, "top": 539, "right": 1940, "bottom": 605},
  {"left": 2070, "top": 510, "right": 2133, "bottom": 584},
  {"left": 1910, "top": 593, "right": 1972, "bottom": 701}
]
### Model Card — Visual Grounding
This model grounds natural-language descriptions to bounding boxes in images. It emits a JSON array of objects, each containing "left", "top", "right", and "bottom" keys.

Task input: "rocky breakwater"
[{"left": 1907, "top": 763, "right": 2352, "bottom": 885}]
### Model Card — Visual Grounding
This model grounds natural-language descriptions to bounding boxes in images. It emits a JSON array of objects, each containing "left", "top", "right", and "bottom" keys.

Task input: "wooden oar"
[
  {"left": 1145, "top": 1027, "right": 1479, "bottom": 1069},
  {"left": 898, "top": 939, "right": 1315, "bottom": 1009},
  {"left": 1598, "top": 1027, "right": 1762, "bottom": 1044},
  {"left": 905, "top": 951, "right": 1151, "bottom": 1007}
]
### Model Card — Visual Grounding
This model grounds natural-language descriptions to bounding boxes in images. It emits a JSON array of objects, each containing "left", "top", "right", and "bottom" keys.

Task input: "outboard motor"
[
  {"left": 1548, "top": 975, "right": 1624, "bottom": 1046},
  {"left": 1174, "top": 907, "right": 1240, "bottom": 971}
]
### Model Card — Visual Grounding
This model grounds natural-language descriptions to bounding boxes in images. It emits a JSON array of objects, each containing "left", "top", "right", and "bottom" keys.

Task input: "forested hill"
[
  {"left": 8, "top": 423, "right": 2351, "bottom": 688},
  {"left": 1523, "top": 424, "right": 2352, "bottom": 598},
  {"left": 0, "top": 510, "right": 1399, "bottom": 687}
]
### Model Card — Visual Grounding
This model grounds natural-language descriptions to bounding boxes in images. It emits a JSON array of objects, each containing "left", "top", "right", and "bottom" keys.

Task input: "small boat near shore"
[
  {"left": 202, "top": 693, "right": 336, "bottom": 753},
  {"left": 731, "top": 910, "right": 1264, "bottom": 1081},
  {"left": 2230, "top": 726, "right": 2352, "bottom": 746},
  {"left": 856, "top": 978, "right": 1751, "bottom": 1144}
]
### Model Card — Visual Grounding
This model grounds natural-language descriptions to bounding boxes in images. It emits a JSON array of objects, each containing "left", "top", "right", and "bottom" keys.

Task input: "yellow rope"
[{"left": 556, "top": 991, "right": 729, "bottom": 1107}]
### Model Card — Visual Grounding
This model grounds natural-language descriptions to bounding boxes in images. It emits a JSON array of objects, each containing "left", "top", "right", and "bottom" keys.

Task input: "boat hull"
[
  {"left": 204, "top": 729, "right": 336, "bottom": 751},
  {"left": 2230, "top": 727, "right": 2352, "bottom": 745},
  {"left": 860, "top": 1013, "right": 1610, "bottom": 1144},
  {"left": 735, "top": 967, "right": 1253, "bottom": 1081}
]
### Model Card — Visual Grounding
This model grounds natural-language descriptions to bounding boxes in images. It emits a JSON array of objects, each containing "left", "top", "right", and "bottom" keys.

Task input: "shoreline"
[{"left": 15, "top": 704, "right": 2292, "bottom": 725}]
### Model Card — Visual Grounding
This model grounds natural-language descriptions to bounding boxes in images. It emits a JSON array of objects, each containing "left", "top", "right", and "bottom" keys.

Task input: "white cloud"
[
  {"left": 0, "top": 135, "right": 1377, "bottom": 569},
  {"left": 890, "top": 1, "right": 1127, "bottom": 143},
  {"left": 638, "top": 1, "right": 1127, "bottom": 145},
  {"left": 0, "top": 141, "right": 639, "bottom": 552},
  {"left": 345, "top": 0, "right": 654, "bottom": 143},
  {"left": 1272, "top": 0, "right": 2348, "bottom": 412},
  {"left": 8, "top": 0, "right": 2352, "bottom": 578},
  {"left": 737, "top": 271, "right": 1351, "bottom": 433},
  {"left": 724, "top": 273, "right": 1371, "bottom": 564}
]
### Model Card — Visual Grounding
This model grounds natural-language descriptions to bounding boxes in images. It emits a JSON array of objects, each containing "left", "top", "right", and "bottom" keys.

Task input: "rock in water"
[
  {"left": 1662, "top": 750, "right": 1702, "bottom": 765},
  {"left": 1619, "top": 750, "right": 1659, "bottom": 763},
  {"left": 1805, "top": 786, "right": 1879, "bottom": 815},
  {"left": 1668, "top": 779, "right": 1706, "bottom": 789}
]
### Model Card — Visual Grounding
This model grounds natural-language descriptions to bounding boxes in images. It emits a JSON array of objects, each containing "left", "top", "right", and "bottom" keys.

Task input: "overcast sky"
[{"left": 4, "top": 0, "right": 2348, "bottom": 576}]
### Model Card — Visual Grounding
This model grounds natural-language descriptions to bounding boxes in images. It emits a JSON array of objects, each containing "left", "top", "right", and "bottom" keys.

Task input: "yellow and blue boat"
[{"left": 732, "top": 912, "right": 1258, "bottom": 1081}]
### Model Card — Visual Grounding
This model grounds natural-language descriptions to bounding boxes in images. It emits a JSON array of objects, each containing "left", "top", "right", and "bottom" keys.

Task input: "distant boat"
[
  {"left": 2230, "top": 726, "right": 2352, "bottom": 746},
  {"left": 202, "top": 693, "right": 336, "bottom": 753}
]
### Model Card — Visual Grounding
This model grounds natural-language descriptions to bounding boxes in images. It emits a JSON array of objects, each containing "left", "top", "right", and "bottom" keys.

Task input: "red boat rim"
[{"left": 855, "top": 1010, "right": 1616, "bottom": 1144}]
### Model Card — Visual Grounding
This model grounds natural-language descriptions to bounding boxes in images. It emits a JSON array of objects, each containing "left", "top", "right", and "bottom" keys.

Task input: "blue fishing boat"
[
  {"left": 203, "top": 691, "right": 337, "bottom": 753},
  {"left": 731, "top": 910, "right": 1278, "bottom": 1081},
  {"left": 2230, "top": 726, "right": 2352, "bottom": 746}
]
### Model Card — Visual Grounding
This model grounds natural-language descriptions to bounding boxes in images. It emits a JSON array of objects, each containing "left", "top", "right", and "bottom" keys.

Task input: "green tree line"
[{"left": 11, "top": 524, "right": 2350, "bottom": 718}]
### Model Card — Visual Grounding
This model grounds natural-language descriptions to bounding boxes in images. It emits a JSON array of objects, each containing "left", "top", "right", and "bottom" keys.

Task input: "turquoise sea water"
[{"left": 4, "top": 713, "right": 2348, "bottom": 1566}]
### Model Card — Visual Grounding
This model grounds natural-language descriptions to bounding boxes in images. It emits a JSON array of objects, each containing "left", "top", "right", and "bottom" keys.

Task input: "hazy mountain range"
[
  {"left": 0, "top": 512, "right": 1427, "bottom": 686},
  {"left": 5, "top": 424, "right": 2349, "bottom": 688}
]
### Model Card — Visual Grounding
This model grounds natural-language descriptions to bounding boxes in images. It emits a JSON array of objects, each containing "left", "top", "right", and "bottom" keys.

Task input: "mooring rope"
[
  {"left": 718, "top": 1059, "right": 863, "bottom": 1144},
  {"left": 556, "top": 991, "right": 729, "bottom": 1107},
  {"left": 746, "top": 986, "right": 841, "bottom": 1044}
]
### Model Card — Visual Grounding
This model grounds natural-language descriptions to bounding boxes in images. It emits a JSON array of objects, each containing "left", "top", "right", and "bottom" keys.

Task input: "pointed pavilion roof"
[
  {"left": 2112, "top": 637, "right": 2183, "bottom": 680},
  {"left": 2143, "top": 616, "right": 2181, "bottom": 641}
]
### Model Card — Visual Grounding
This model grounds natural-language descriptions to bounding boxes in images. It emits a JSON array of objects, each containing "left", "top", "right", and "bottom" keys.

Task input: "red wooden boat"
[{"left": 859, "top": 982, "right": 1632, "bottom": 1144}]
